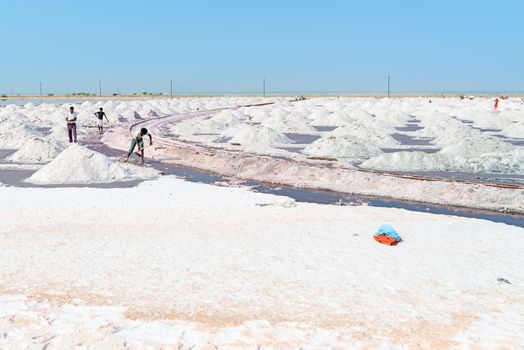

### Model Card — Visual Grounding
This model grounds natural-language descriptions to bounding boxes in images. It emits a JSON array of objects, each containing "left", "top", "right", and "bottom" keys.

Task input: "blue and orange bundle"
[{"left": 373, "top": 224, "right": 402, "bottom": 246}]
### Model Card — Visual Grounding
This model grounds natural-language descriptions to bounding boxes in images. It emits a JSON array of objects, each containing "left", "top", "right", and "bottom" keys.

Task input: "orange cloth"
[{"left": 374, "top": 234, "right": 399, "bottom": 246}]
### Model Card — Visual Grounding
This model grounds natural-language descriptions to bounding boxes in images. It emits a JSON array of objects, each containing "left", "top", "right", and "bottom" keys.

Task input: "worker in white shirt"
[
  {"left": 65, "top": 106, "right": 78, "bottom": 143},
  {"left": 125, "top": 127, "right": 153, "bottom": 164}
]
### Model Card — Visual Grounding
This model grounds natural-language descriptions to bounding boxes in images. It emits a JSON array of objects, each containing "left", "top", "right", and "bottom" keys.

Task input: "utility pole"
[
  {"left": 387, "top": 75, "right": 390, "bottom": 98},
  {"left": 263, "top": 78, "right": 266, "bottom": 98},
  {"left": 99, "top": 80, "right": 102, "bottom": 96},
  {"left": 170, "top": 80, "right": 173, "bottom": 99},
  {"left": 39, "top": 82, "right": 42, "bottom": 97}
]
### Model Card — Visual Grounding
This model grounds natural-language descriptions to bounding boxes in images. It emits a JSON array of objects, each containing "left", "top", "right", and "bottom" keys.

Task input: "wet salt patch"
[
  {"left": 277, "top": 147, "right": 305, "bottom": 154},
  {"left": 194, "top": 132, "right": 220, "bottom": 136},
  {"left": 36, "top": 127, "right": 52, "bottom": 135},
  {"left": 471, "top": 127, "right": 503, "bottom": 133},
  {"left": 456, "top": 118, "right": 474, "bottom": 124},
  {"left": 284, "top": 133, "right": 320, "bottom": 144},
  {"left": 145, "top": 160, "right": 226, "bottom": 184},
  {"left": 214, "top": 136, "right": 233, "bottom": 143},
  {"left": 312, "top": 126, "right": 337, "bottom": 132},
  {"left": 82, "top": 142, "right": 125, "bottom": 158},
  {"left": 0, "top": 163, "right": 41, "bottom": 171},
  {"left": 395, "top": 124, "right": 424, "bottom": 132},
  {"left": 161, "top": 131, "right": 180, "bottom": 139},
  {"left": 249, "top": 180, "right": 524, "bottom": 227},
  {"left": 507, "top": 139, "right": 524, "bottom": 146},
  {"left": 15, "top": 168, "right": 524, "bottom": 232},
  {"left": 2, "top": 140, "right": 524, "bottom": 227},
  {"left": 0, "top": 169, "right": 37, "bottom": 186},
  {"left": 0, "top": 149, "right": 16, "bottom": 160},
  {"left": 381, "top": 147, "right": 440, "bottom": 154},
  {"left": 490, "top": 134, "right": 524, "bottom": 146},
  {"left": 391, "top": 133, "right": 434, "bottom": 146},
  {"left": 396, "top": 169, "right": 524, "bottom": 185}
]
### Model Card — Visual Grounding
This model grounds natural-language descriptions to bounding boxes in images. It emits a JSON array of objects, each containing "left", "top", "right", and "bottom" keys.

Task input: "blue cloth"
[
  {"left": 128, "top": 138, "right": 144, "bottom": 153},
  {"left": 374, "top": 224, "right": 402, "bottom": 242}
]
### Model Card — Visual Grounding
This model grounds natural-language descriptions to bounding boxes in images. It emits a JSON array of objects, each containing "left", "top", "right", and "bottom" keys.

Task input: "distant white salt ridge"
[{"left": 26, "top": 144, "right": 159, "bottom": 184}]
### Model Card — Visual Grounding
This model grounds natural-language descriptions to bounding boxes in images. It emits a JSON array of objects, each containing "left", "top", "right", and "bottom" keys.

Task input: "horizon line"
[{"left": 2, "top": 89, "right": 524, "bottom": 97}]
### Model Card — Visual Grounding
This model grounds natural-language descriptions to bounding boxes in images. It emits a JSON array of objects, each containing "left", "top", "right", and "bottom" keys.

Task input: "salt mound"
[
  {"left": 439, "top": 137, "right": 514, "bottom": 157},
  {"left": 361, "top": 147, "right": 524, "bottom": 174},
  {"left": 224, "top": 125, "right": 292, "bottom": 145},
  {"left": 186, "top": 110, "right": 243, "bottom": 133},
  {"left": 306, "top": 107, "right": 330, "bottom": 121},
  {"left": 211, "top": 110, "right": 245, "bottom": 124},
  {"left": 311, "top": 111, "right": 353, "bottom": 127},
  {"left": 361, "top": 152, "right": 450, "bottom": 172},
  {"left": 323, "top": 100, "right": 347, "bottom": 112},
  {"left": 327, "top": 125, "right": 399, "bottom": 148},
  {"left": 346, "top": 109, "right": 374, "bottom": 121},
  {"left": 269, "top": 108, "right": 291, "bottom": 119},
  {"left": 26, "top": 145, "right": 159, "bottom": 184},
  {"left": 503, "top": 121, "right": 524, "bottom": 138},
  {"left": 118, "top": 110, "right": 138, "bottom": 120},
  {"left": 136, "top": 107, "right": 153, "bottom": 119},
  {"left": 304, "top": 136, "right": 382, "bottom": 160},
  {"left": 46, "top": 124, "right": 71, "bottom": 144},
  {"left": 373, "top": 109, "right": 410, "bottom": 128},
  {"left": 247, "top": 109, "right": 271, "bottom": 123},
  {"left": 502, "top": 109, "right": 524, "bottom": 123},
  {"left": 7, "top": 137, "right": 63, "bottom": 163},
  {"left": 429, "top": 122, "right": 482, "bottom": 146},
  {"left": 0, "top": 121, "right": 43, "bottom": 148},
  {"left": 170, "top": 119, "right": 199, "bottom": 136},
  {"left": 457, "top": 108, "right": 513, "bottom": 130},
  {"left": 198, "top": 119, "right": 231, "bottom": 133},
  {"left": 261, "top": 114, "right": 317, "bottom": 133}
]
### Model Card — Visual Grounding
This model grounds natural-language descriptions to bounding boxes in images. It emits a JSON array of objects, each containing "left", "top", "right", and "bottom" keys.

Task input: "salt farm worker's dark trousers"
[{"left": 67, "top": 123, "right": 77, "bottom": 143}]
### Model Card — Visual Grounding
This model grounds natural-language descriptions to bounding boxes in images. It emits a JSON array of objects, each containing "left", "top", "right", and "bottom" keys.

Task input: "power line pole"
[
  {"left": 170, "top": 80, "right": 173, "bottom": 99},
  {"left": 39, "top": 82, "right": 42, "bottom": 97},
  {"left": 387, "top": 75, "right": 390, "bottom": 98},
  {"left": 99, "top": 80, "right": 102, "bottom": 96},
  {"left": 263, "top": 78, "right": 266, "bottom": 98}
]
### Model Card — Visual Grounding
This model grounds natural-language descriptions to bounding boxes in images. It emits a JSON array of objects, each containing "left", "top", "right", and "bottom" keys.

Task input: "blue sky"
[{"left": 1, "top": 0, "right": 523, "bottom": 94}]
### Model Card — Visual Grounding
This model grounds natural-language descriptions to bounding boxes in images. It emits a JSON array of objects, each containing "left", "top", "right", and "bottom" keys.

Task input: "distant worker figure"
[
  {"left": 125, "top": 127, "right": 153, "bottom": 164},
  {"left": 494, "top": 98, "right": 499, "bottom": 110},
  {"left": 94, "top": 107, "right": 110, "bottom": 134},
  {"left": 65, "top": 106, "right": 78, "bottom": 143}
]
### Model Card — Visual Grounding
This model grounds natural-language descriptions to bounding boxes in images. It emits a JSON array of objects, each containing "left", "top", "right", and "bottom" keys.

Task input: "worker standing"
[
  {"left": 94, "top": 107, "right": 110, "bottom": 134},
  {"left": 66, "top": 106, "right": 78, "bottom": 143}
]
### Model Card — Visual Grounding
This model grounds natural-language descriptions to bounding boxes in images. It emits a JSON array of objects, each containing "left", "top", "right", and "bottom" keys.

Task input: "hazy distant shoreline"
[{"left": 1, "top": 92, "right": 524, "bottom": 100}]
